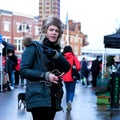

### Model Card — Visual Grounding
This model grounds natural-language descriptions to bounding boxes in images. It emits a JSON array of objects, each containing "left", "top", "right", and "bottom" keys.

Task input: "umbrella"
[{"left": 2, "top": 41, "right": 14, "bottom": 56}]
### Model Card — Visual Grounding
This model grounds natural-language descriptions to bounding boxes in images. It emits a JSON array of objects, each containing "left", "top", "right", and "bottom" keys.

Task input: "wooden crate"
[{"left": 97, "top": 95, "right": 110, "bottom": 105}]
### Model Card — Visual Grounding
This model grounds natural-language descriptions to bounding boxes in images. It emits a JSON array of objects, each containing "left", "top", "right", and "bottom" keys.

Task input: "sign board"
[
  {"left": 0, "top": 34, "right": 2, "bottom": 43},
  {"left": 110, "top": 72, "right": 120, "bottom": 108}
]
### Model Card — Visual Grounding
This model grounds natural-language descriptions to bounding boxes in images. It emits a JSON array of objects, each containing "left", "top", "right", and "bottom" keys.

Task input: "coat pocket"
[{"left": 26, "top": 81, "right": 51, "bottom": 104}]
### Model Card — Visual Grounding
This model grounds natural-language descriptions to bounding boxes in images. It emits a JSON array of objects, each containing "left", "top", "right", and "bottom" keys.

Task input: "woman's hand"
[{"left": 48, "top": 73, "right": 59, "bottom": 84}]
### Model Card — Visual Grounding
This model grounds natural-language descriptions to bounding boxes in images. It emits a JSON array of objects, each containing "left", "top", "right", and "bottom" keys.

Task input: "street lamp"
[
  {"left": 18, "top": 22, "right": 30, "bottom": 36},
  {"left": 18, "top": 22, "right": 30, "bottom": 50}
]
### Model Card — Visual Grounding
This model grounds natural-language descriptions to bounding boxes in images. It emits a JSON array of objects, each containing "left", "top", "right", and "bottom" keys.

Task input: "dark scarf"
[{"left": 43, "top": 38, "right": 61, "bottom": 52}]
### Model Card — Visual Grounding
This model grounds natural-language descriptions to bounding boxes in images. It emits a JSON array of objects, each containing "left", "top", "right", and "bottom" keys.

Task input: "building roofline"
[
  {"left": 0, "top": 9, "right": 12, "bottom": 14},
  {"left": 0, "top": 9, "right": 38, "bottom": 20}
]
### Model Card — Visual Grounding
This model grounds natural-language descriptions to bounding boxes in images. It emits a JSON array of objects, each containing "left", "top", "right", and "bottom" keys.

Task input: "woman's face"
[{"left": 46, "top": 25, "right": 59, "bottom": 42}]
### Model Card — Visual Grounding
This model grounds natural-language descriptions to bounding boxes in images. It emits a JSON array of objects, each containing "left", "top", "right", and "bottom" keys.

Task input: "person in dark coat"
[
  {"left": 91, "top": 56, "right": 101, "bottom": 87},
  {"left": 5, "top": 51, "right": 17, "bottom": 89},
  {"left": 81, "top": 57, "right": 90, "bottom": 86},
  {"left": 20, "top": 15, "right": 70, "bottom": 120}
]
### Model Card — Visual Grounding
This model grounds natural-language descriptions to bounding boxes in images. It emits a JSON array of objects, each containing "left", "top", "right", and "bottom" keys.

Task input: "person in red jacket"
[
  {"left": 62, "top": 46, "right": 80, "bottom": 111},
  {"left": 14, "top": 57, "right": 20, "bottom": 85}
]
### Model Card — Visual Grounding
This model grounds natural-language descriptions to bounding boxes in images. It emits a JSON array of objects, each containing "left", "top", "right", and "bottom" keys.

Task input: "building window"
[
  {"left": 17, "top": 23, "right": 31, "bottom": 34},
  {"left": 46, "top": 11, "right": 50, "bottom": 14},
  {"left": 35, "top": 26, "right": 39, "bottom": 35},
  {"left": 46, "top": 2, "right": 49, "bottom": 5},
  {"left": 4, "top": 21, "right": 10, "bottom": 32},
  {"left": 14, "top": 38, "right": 23, "bottom": 52},
  {"left": 3, "top": 37, "right": 10, "bottom": 43},
  {"left": 16, "top": 23, "right": 21, "bottom": 33},
  {"left": 46, "top": 7, "right": 49, "bottom": 9},
  {"left": 75, "top": 34, "right": 79, "bottom": 43},
  {"left": 39, "top": 11, "right": 42, "bottom": 13},
  {"left": 74, "top": 45, "right": 79, "bottom": 55},
  {"left": 80, "top": 38, "right": 83, "bottom": 44},
  {"left": 70, "top": 36, "right": 74, "bottom": 42}
]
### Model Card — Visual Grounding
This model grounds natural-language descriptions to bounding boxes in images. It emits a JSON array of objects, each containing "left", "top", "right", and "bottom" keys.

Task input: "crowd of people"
[
  {"left": 1, "top": 51, "right": 24, "bottom": 91},
  {"left": 80, "top": 56, "right": 102, "bottom": 88}
]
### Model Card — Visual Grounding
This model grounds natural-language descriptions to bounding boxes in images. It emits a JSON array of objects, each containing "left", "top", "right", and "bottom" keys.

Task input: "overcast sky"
[{"left": 0, "top": 0, "right": 120, "bottom": 49}]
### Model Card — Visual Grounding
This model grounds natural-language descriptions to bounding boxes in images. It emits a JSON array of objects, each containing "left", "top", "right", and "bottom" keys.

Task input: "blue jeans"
[
  {"left": 64, "top": 81, "right": 76, "bottom": 103},
  {"left": 8, "top": 70, "right": 15, "bottom": 87}
]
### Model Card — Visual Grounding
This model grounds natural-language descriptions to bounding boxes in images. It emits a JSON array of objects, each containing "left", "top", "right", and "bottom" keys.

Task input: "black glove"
[{"left": 44, "top": 48, "right": 57, "bottom": 59}]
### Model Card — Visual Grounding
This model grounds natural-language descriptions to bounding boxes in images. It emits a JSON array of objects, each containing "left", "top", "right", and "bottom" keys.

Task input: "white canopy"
[
  {"left": 82, "top": 44, "right": 120, "bottom": 55},
  {"left": 81, "top": 44, "right": 120, "bottom": 79}
]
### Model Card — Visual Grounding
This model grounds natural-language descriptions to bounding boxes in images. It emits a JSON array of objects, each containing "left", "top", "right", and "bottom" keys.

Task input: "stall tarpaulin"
[{"left": 104, "top": 33, "right": 120, "bottom": 48}]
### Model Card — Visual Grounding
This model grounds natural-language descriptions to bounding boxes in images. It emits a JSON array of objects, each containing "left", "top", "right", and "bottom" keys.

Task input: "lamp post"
[
  {"left": 0, "top": 34, "right": 3, "bottom": 91},
  {"left": 18, "top": 22, "right": 30, "bottom": 37},
  {"left": 18, "top": 22, "right": 30, "bottom": 51}
]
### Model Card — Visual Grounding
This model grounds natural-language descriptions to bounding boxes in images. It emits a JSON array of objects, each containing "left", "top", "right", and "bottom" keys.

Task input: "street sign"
[{"left": 0, "top": 34, "right": 2, "bottom": 43}]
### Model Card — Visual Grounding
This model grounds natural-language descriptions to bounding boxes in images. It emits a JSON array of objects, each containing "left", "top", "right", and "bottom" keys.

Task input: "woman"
[
  {"left": 20, "top": 15, "right": 70, "bottom": 120},
  {"left": 62, "top": 46, "right": 80, "bottom": 111}
]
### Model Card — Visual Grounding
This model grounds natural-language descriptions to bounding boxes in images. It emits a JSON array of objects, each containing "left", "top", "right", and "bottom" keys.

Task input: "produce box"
[{"left": 96, "top": 92, "right": 110, "bottom": 105}]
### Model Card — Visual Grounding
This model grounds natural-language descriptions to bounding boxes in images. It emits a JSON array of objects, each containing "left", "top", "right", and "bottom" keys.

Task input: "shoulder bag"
[{"left": 72, "top": 57, "right": 80, "bottom": 80}]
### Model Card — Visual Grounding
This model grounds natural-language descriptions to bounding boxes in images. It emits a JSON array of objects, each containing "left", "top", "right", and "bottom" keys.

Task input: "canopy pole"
[
  {"left": 101, "top": 49, "right": 105, "bottom": 79},
  {"left": 0, "top": 52, "right": 3, "bottom": 92},
  {"left": 104, "top": 49, "right": 107, "bottom": 73},
  {"left": 0, "top": 35, "right": 3, "bottom": 92}
]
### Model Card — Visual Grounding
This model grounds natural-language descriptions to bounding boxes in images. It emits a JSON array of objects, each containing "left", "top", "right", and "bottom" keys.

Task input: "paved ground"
[{"left": 0, "top": 81, "right": 120, "bottom": 120}]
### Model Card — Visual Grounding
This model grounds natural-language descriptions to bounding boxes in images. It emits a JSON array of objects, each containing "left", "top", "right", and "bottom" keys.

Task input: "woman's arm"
[{"left": 20, "top": 45, "right": 46, "bottom": 81}]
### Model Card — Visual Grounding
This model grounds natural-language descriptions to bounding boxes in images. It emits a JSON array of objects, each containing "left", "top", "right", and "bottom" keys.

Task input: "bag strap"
[
  {"left": 32, "top": 41, "right": 52, "bottom": 86},
  {"left": 32, "top": 41, "right": 47, "bottom": 72},
  {"left": 72, "top": 55, "right": 75, "bottom": 67}
]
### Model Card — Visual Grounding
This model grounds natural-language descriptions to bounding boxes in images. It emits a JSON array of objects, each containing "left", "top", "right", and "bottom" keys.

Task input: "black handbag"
[
  {"left": 72, "top": 56, "right": 80, "bottom": 80},
  {"left": 51, "top": 69, "right": 64, "bottom": 112},
  {"left": 72, "top": 66, "right": 80, "bottom": 80},
  {"left": 51, "top": 81, "right": 64, "bottom": 111}
]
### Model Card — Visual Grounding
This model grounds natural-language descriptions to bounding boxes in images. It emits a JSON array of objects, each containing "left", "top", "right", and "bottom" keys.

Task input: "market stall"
[{"left": 104, "top": 32, "right": 120, "bottom": 110}]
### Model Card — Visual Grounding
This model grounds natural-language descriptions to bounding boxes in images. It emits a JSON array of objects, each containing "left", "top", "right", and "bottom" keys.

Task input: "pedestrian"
[
  {"left": 15, "top": 57, "right": 25, "bottom": 86},
  {"left": 91, "top": 56, "right": 101, "bottom": 87},
  {"left": 14, "top": 57, "right": 20, "bottom": 85},
  {"left": 80, "top": 57, "right": 90, "bottom": 86},
  {"left": 62, "top": 45, "right": 80, "bottom": 111},
  {"left": 5, "top": 51, "right": 17, "bottom": 90},
  {"left": 20, "top": 15, "right": 70, "bottom": 120}
]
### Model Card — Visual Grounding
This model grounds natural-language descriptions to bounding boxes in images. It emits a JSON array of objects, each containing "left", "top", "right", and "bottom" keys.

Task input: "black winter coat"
[{"left": 20, "top": 41, "right": 70, "bottom": 111}]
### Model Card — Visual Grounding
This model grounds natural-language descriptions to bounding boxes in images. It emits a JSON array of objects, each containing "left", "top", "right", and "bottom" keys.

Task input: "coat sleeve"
[
  {"left": 20, "top": 45, "right": 46, "bottom": 81},
  {"left": 54, "top": 53, "right": 71, "bottom": 73}
]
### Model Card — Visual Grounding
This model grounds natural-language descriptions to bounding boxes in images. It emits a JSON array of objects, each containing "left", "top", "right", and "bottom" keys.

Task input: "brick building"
[
  {"left": 0, "top": 9, "right": 39, "bottom": 57},
  {"left": 0, "top": 0, "right": 89, "bottom": 57},
  {"left": 62, "top": 20, "right": 88, "bottom": 56}
]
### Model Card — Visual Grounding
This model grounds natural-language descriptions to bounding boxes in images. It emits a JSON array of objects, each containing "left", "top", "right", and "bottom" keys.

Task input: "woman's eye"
[{"left": 55, "top": 30, "right": 59, "bottom": 33}]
